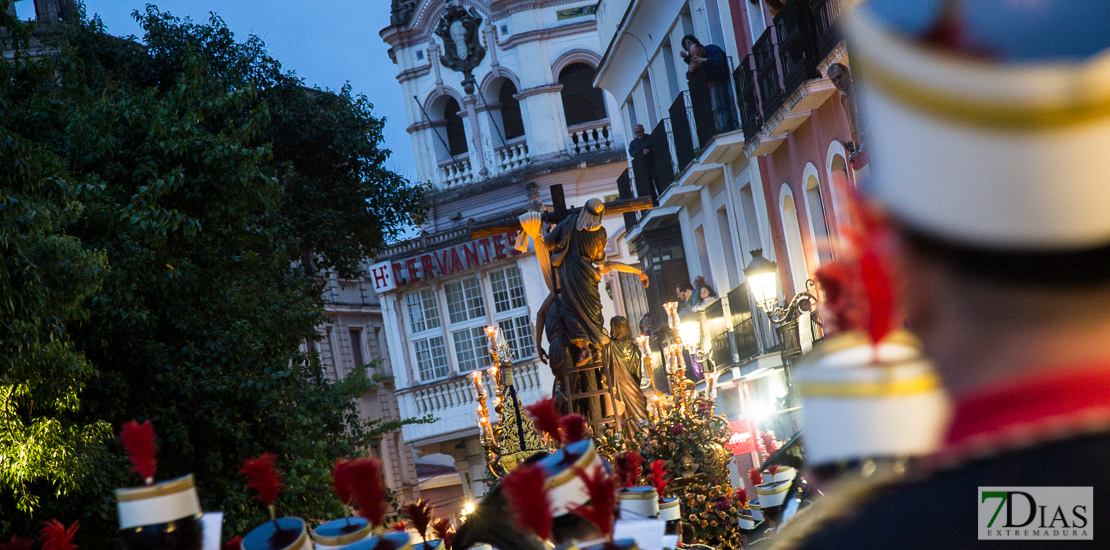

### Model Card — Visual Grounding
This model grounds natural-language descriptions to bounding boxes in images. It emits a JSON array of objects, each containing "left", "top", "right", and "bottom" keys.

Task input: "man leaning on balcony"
[{"left": 681, "top": 34, "right": 736, "bottom": 132}]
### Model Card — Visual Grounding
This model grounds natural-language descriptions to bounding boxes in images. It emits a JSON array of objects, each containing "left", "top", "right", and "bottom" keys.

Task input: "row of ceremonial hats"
[
  {"left": 112, "top": 420, "right": 422, "bottom": 550},
  {"left": 110, "top": 415, "right": 679, "bottom": 550}
]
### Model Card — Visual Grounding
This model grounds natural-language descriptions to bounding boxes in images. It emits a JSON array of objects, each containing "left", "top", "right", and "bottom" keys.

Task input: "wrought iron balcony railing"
[
  {"left": 667, "top": 91, "right": 696, "bottom": 174},
  {"left": 752, "top": 28, "right": 784, "bottom": 123},
  {"left": 741, "top": 0, "right": 844, "bottom": 140},
  {"left": 733, "top": 54, "right": 762, "bottom": 140}
]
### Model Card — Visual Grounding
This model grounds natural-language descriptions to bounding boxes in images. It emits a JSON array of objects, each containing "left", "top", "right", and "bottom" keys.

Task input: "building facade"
[
  {"left": 595, "top": 0, "right": 856, "bottom": 490},
  {"left": 315, "top": 274, "right": 422, "bottom": 503},
  {"left": 377, "top": 0, "right": 636, "bottom": 519}
]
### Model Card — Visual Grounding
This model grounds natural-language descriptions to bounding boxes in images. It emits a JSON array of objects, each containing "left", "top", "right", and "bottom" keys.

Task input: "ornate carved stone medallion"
[{"left": 435, "top": 5, "right": 486, "bottom": 94}]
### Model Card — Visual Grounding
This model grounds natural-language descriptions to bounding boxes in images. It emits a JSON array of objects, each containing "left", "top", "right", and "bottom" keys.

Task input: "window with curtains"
[
  {"left": 489, "top": 265, "right": 533, "bottom": 361},
  {"left": 406, "top": 288, "right": 448, "bottom": 381},
  {"left": 445, "top": 276, "right": 489, "bottom": 372}
]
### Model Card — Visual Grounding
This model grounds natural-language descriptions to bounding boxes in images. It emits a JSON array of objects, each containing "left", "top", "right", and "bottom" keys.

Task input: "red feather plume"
[
  {"left": 734, "top": 488, "right": 748, "bottom": 507},
  {"left": 223, "top": 536, "right": 242, "bottom": 550},
  {"left": 346, "top": 457, "right": 388, "bottom": 526},
  {"left": 431, "top": 518, "right": 453, "bottom": 541},
  {"left": 860, "top": 249, "right": 895, "bottom": 349},
  {"left": 560, "top": 414, "right": 587, "bottom": 445},
  {"left": 525, "top": 396, "right": 563, "bottom": 444},
  {"left": 402, "top": 498, "right": 434, "bottom": 542},
  {"left": 238, "top": 453, "right": 283, "bottom": 507},
  {"left": 568, "top": 465, "right": 617, "bottom": 540},
  {"left": 501, "top": 463, "right": 554, "bottom": 541},
  {"left": 748, "top": 468, "right": 763, "bottom": 487},
  {"left": 613, "top": 452, "right": 643, "bottom": 488},
  {"left": 119, "top": 420, "right": 157, "bottom": 484},
  {"left": 0, "top": 535, "right": 33, "bottom": 550},
  {"left": 767, "top": 465, "right": 779, "bottom": 477},
  {"left": 649, "top": 460, "right": 670, "bottom": 498},
  {"left": 815, "top": 262, "right": 866, "bottom": 335},
  {"left": 830, "top": 185, "right": 900, "bottom": 360},
  {"left": 40, "top": 520, "right": 78, "bottom": 550},
  {"left": 332, "top": 459, "right": 353, "bottom": 506},
  {"left": 760, "top": 432, "right": 776, "bottom": 453}
]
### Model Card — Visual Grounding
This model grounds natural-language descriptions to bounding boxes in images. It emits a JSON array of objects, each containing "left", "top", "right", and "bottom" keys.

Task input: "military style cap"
[
  {"left": 535, "top": 439, "right": 608, "bottom": 516},
  {"left": 847, "top": 0, "right": 1110, "bottom": 250},
  {"left": 311, "top": 517, "right": 374, "bottom": 550},
  {"left": 241, "top": 518, "right": 311, "bottom": 550},
  {"left": 617, "top": 486, "right": 659, "bottom": 519},
  {"left": 794, "top": 331, "right": 950, "bottom": 467}
]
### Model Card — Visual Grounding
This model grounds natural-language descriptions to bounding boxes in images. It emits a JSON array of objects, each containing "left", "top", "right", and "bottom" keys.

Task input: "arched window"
[
  {"left": 825, "top": 140, "right": 855, "bottom": 227},
  {"left": 558, "top": 63, "right": 607, "bottom": 127},
  {"left": 444, "top": 97, "right": 468, "bottom": 157},
  {"left": 803, "top": 165, "right": 834, "bottom": 264},
  {"left": 780, "top": 189, "right": 810, "bottom": 295},
  {"left": 498, "top": 80, "right": 525, "bottom": 140}
]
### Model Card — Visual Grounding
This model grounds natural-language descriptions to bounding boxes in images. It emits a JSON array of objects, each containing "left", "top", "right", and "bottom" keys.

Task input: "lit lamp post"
[
  {"left": 742, "top": 249, "right": 818, "bottom": 364},
  {"left": 743, "top": 249, "right": 820, "bottom": 429}
]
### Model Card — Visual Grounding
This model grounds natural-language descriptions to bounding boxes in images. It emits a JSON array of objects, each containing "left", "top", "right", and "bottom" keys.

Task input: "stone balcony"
[
  {"left": 567, "top": 119, "right": 614, "bottom": 157},
  {"left": 398, "top": 361, "right": 551, "bottom": 446}
]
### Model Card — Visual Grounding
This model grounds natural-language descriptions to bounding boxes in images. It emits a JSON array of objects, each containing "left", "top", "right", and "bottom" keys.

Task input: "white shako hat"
[
  {"left": 115, "top": 473, "right": 204, "bottom": 530},
  {"left": 794, "top": 331, "right": 950, "bottom": 467},
  {"left": 658, "top": 497, "right": 681, "bottom": 522},
  {"left": 335, "top": 532, "right": 413, "bottom": 550},
  {"left": 847, "top": 0, "right": 1110, "bottom": 252},
  {"left": 311, "top": 517, "right": 374, "bottom": 550},
  {"left": 617, "top": 486, "right": 659, "bottom": 518},
  {"left": 241, "top": 518, "right": 312, "bottom": 550},
  {"left": 534, "top": 439, "right": 608, "bottom": 516},
  {"left": 737, "top": 510, "right": 757, "bottom": 531},
  {"left": 754, "top": 480, "right": 792, "bottom": 509}
]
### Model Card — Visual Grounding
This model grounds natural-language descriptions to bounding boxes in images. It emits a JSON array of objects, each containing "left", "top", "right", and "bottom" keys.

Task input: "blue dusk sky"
[{"left": 77, "top": 1, "right": 417, "bottom": 182}]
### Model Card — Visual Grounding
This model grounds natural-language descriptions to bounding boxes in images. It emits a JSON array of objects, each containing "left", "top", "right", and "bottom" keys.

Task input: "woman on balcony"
[{"left": 691, "top": 283, "right": 718, "bottom": 312}]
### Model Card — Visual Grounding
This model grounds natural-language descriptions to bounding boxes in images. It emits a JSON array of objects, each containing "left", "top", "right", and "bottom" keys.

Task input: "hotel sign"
[{"left": 369, "top": 230, "right": 522, "bottom": 293}]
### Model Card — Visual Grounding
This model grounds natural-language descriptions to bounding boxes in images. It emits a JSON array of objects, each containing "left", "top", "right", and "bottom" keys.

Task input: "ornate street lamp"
[
  {"left": 743, "top": 249, "right": 817, "bottom": 325},
  {"left": 743, "top": 249, "right": 780, "bottom": 314}
]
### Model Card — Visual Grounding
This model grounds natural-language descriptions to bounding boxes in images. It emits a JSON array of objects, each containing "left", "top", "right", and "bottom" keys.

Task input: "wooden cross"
[{"left": 469, "top": 184, "right": 654, "bottom": 239}]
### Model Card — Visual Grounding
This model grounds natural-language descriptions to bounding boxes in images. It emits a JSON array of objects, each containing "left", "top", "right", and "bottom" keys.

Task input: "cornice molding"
[
  {"left": 490, "top": 0, "right": 591, "bottom": 21},
  {"left": 396, "top": 64, "right": 431, "bottom": 83},
  {"left": 513, "top": 83, "right": 563, "bottom": 100},
  {"left": 497, "top": 19, "right": 596, "bottom": 49}
]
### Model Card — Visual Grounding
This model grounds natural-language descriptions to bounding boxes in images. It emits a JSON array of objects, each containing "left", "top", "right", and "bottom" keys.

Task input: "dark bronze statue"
[
  {"left": 610, "top": 316, "right": 650, "bottom": 424},
  {"left": 522, "top": 199, "right": 648, "bottom": 423}
]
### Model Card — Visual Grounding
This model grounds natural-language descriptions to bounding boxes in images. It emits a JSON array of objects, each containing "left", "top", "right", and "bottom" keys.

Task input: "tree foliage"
[{"left": 0, "top": 3, "right": 427, "bottom": 545}]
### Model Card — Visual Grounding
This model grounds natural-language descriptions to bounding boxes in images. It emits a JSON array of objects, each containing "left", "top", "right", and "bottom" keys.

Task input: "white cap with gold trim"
[
  {"left": 795, "top": 332, "right": 951, "bottom": 467},
  {"left": 847, "top": 0, "right": 1110, "bottom": 250}
]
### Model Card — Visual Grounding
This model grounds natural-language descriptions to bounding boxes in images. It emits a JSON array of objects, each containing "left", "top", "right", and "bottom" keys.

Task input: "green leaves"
[{"left": 0, "top": 4, "right": 426, "bottom": 546}]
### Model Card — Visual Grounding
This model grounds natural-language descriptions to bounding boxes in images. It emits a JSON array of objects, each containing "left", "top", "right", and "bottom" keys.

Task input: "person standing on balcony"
[
  {"left": 628, "top": 123, "right": 652, "bottom": 158},
  {"left": 628, "top": 124, "right": 657, "bottom": 196},
  {"left": 676, "top": 282, "right": 695, "bottom": 314},
  {"left": 691, "top": 284, "right": 717, "bottom": 312},
  {"left": 681, "top": 34, "right": 737, "bottom": 132},
  {"left": 827, "top": 63, "right": 865, "bottom": 166}
]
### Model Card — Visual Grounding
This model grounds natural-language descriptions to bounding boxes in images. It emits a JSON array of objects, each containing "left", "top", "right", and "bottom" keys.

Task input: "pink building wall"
[
  {"left": 760, "top": 100, "right": 856, "bottom": 297},
  {"left": 727, "top": 2, "right": 857, "bottom": 298}
]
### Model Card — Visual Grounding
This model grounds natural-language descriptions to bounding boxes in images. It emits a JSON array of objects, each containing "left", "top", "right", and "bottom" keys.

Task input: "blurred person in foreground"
[{"left": 774, "top": 1, "right": 1110, "bottom": 549}]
